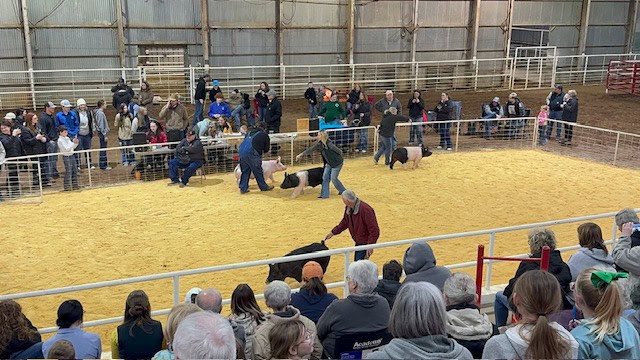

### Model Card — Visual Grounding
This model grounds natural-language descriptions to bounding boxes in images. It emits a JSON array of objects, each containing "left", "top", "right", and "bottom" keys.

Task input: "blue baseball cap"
[{"left": 213, "top": 80, "right": 219, "bottom": 86}]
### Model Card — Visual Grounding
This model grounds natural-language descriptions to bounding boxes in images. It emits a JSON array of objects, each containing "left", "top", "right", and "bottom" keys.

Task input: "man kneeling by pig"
[{"left": 238, "top": 122, "right": 274, "bottom": 193}]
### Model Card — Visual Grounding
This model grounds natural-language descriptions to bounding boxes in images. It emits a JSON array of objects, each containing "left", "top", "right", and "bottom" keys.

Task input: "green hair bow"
[{"left": 591, "top": 271, "right": 628, "bottom": 288}]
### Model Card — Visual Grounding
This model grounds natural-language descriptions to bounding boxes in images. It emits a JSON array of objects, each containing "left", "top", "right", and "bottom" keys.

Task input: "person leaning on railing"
[
  {"left": 0, "top": 121, "right": 25, "bottom": 197},
  {"left": 352, "top": 91, "right": 372, "bottom": 153}
]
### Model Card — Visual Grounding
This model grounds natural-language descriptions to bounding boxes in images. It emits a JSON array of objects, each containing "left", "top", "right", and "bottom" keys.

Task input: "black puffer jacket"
[
  {"left": 352, "top": 101, "right": 372, "bottom": 126},
  {"left": 503, "top": 250, "right": 572, "bottom": 309},
  {"left": 562, "top": 97, "right": 579, "bottom": 122},
  {"left": 0, "top": 133, "right": 25, "bottom": 158},
  {"left": 19, "top": 125, "right": 46, "bottom": 156}
]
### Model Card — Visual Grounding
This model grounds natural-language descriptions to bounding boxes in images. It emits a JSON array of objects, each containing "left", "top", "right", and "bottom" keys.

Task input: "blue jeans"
[
  {"left": 258, "top": 106, "right": 267, "bottom": 121},
  {"left": 320, "top": 164, "right": 346, "bottom": 198},
  {"left": 239, "top": 149, "right": 270, "bottom": 192},
  {"left": 169, "top": 159, "right": 202, "bottom": 185},
  {"left": 245, "top": 108, "right": 255, "bottom": 126},
  {"left": 346, "top": 102, "right": 353, "bottom": 113},
  {"left": 409, "top": 118, "right": 423, "bottom": 144},
  {"left": 354, "top": 247, "right": 366, "bottom": 262},
  {"left": 538, "top": 125, "right": 548, "bottom": 144},
  {"left": 547, "top": 110, "right": 562, "bottom": 139},
  {"left": 438, "top": 125, "right": 452, "bottom": 148},
  {"left": 494, "top": 290, "right": 510, "bottom": 327},
  {"left": 308, "top": 103, "right": 317, "bottom": 120},
  {"left": 119, "top": 139, "right": 134, "bottom": 164},
  {"left": 374, "top": 135, "right": 395, "bottom": 164},
  {"left": 193, "top": 100, "right": 204, "bottom": 125},
  {"left": 62, "top": 155, "right": 78, "bottom": 190},
  {"left": 483, "top": 113, "right": 497, "bottom": 138},
  {"left": 231, "top": 105, "right": 244, "bottom": 129},
  {"left": 98, "top": 133, "right": 108, "bottom": 169},
  {"left": 77, "top": 134, "right": 92, "bottom": 167},
  {"left": 357, "top": 128, "right": 368, "bottom": 151},
  {"left": 46, "top": 140, "right": 59, "bottom": 178}
]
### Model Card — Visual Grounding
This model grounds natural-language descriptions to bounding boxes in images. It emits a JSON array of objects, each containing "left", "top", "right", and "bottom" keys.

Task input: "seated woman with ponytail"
[
  {"left": 111, "top": 290, "right": 164, "bottom": 360},
  {"left": 290, "top": 261, "right": 338, "bottom": 323},
  {"left": 482, "top": 270, "right": 579, "bottom": 359},
  {"left": 571, "top": 268, "right": 640, "bottom": 359}
]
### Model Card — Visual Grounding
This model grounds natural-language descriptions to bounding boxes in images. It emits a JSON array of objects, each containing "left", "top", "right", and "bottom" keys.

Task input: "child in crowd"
[
  {"left": 56, "top": 126, "right": 79, "bottom": 191},
  {"left": 537, "top": 105, "right": 549, "bottom": 145},
  {"left": 571, "top": 268, "right": 640, "bottom": 359}
]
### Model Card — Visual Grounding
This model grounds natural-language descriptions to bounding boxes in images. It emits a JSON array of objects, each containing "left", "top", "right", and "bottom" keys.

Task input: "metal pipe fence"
[
  {"left": 0, "top": 53, "right": 636, "bottom": 110},
  {"left": 3, "top": 117, "right": 639, "bottom": 197},
  {"left": 1, "top": 208, "right": 636, "bottom": 334}
]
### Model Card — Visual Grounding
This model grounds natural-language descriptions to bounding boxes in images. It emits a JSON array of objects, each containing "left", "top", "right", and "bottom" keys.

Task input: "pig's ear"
[{"left": 277, "top": 156, "right": 281, "bottom": 163}]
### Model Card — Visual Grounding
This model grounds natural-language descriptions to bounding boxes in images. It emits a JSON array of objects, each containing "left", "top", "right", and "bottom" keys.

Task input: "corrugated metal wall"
[{"left": 0, "top": 0, "right": 637, "bottom": 71}]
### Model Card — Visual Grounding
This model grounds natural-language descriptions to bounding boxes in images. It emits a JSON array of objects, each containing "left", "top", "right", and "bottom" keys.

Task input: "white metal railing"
[
  {"left": 0, "top": 208, "right": 636, "bottom": 334},
  {"left": 4, "top": 116, "right": 640, "bottom": 195},
  {"left": 0, "top": 52, "right": 637, "bottom": 110}
]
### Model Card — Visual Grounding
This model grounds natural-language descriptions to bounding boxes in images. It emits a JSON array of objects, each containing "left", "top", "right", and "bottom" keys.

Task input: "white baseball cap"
[
  {"left": 184, "top": 287, "right": 202, "bottom": 303},
  {"left": 60, "top": 99, "right": 72, "bottom": 108},
  {"left": 76, "top": 98, "right": 86, "bottom": 107},
  {"left": 3, "top": 112, "right": 16, "bottom": 120}
]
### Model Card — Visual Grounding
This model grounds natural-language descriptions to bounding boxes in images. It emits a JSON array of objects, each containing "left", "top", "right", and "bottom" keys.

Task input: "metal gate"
[
  {"left": 138, "top": 46, "right": 190, "bottom": 101},
  {"left": 511, "top": 46, "right": 557, "bottom": 90}
]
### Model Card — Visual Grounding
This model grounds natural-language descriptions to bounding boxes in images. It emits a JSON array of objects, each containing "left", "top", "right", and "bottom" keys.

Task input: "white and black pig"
[
  {"left": 266, "top": 241, "right": 331, "bottom": 283},
  {"left": 234, "top": 156, "right": 287, "bottom": 183},
  {"left": 390, "top": 144, "right": 432, "bottom": 170},
  {"left": 279, "top": 167, "right": 324, "bottom": 198}
]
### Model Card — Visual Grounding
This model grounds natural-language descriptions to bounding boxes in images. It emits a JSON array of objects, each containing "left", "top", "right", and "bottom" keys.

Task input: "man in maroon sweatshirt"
[{"left": 325, "top": 189, "right": 380, "bottom": 261}]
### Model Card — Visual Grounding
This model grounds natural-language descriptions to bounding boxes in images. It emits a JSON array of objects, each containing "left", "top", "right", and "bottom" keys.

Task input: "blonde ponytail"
[{"left": 576, "top": 268, "right": 625, "bottom": 342}]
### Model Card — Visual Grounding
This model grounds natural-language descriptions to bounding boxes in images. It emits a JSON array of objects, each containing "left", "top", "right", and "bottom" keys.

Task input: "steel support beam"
[
  {"left": 202, "top": 0, "right": 210, "bottom": 66},
  {"left": 19, "top": 0, "right": 36, "bottom": 110},
  {"left": 577, "top": 0, "right": 592, "bottom": 55},
  {"left": 468, "top": 0, "right": 482, "bottom": 59},
  {"left": 347, "top": 0, "right": 355, "bottom": 64},
  {"left": 625, "top": 0, "right": 639, "bottom": 53},
  {"left": 276, "top": 0, "right": 283, "bottom": 66},
  {"left": 115, "top": 0, "right": 126, "bottom": 67},
  {"left": 410, "top": 0, "right": 419, "bottom": 63},
  {"left": 504, "top": 0, "right": 515, "bottom": 57}
]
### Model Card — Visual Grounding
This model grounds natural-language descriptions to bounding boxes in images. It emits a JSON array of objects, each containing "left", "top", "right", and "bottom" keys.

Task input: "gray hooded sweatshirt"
[
  {"left": 567, "top": 247, "right": 615, "bottom": 281},
  {"left": 365, "top": 335, "right": 473, "bottom": 360},
  {"left": 317, "top": 293, "right": 390, "bottom": 357},
  {"left": 612, "top": 233, "right": 640, "bottom": 283},
  {"left": 402, "top": 243, "right": 452, "bottom": 289},
  {"left": 482, "top": 322, "right": 578, "bottom": 359}
]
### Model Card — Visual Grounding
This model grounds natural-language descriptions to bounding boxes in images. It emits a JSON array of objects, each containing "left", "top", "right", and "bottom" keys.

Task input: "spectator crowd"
[
  {"left": 2, "top": 207, "right": 639, "bottom": 360},
  {"left": 0, "top": 74, "right": 580, "bottom": 198}
]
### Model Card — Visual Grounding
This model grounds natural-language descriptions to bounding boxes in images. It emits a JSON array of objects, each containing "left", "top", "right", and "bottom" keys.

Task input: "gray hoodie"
[
  {"left": 482, "top": 322, "right": 578, "bottom": 359},
  {"left": 567, "top": 247, "right": 615, "bottom": 281},
  {"left": 365, "top": 335, "right": 473, "bottom": 360},
  {"left": 627, "top": 310, "right": 640, "bottom": 335},
  {"left": 402, "top": 243, "right": 452, "bottom": 289},
  {"left": 612, "top": 233, "right": 640, "bottom": 283},
  {"left": 317, "top": 293, "right": 390, "bottom": 357}
]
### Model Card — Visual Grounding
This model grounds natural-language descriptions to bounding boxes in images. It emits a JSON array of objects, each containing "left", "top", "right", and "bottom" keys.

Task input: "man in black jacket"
[
  {"left": 40, "top": 101, "right": 59, "bottom": 179},
  {"left": 167, "top": 130, "right": 204, "bottom": 188},
  {"left": 546, "top": 85, "right": 566, "bottom": 141},
  {"left": 0, "top": 121, "right": 25, "bottom": 197},
  {"left": 560, "top": 90, "right": 579, "bottom": 146},
  {"left": 504, "top": 92, "right": 525, "bottom": 140},
  {"left": 264, "top": 90, "right": 282, "bottom": 155},
  {"left": 238, "top": 122, "right": 273, "bottom": 194},
  {"left": 111, "top": 78, "right": 134, "bottom": 110},
  {"left": 193, "top": 73, "right": 210, "bottom": 126},
  {"left": 304, "top": 82, "right": 317, "bottom": 120},
  {"left": 374, "top": 107, "right": 409, "bottom": 165},
  {"left": 208, "top": 79, "right": 222, "bottom": 103}
]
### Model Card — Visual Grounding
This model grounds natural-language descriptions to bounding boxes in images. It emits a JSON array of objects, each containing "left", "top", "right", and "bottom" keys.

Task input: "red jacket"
[
  {"left": 331, "top": 199, "right": 380, "bottom": 245},
  {"left": 146, "top": 131, "right": 167, "bottom": 144}
]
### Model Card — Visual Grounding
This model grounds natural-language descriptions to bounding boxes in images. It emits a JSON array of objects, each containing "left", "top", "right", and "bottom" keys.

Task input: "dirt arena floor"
[{"left": 3, "top": 149, "right": 640, "bottom": 344}]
